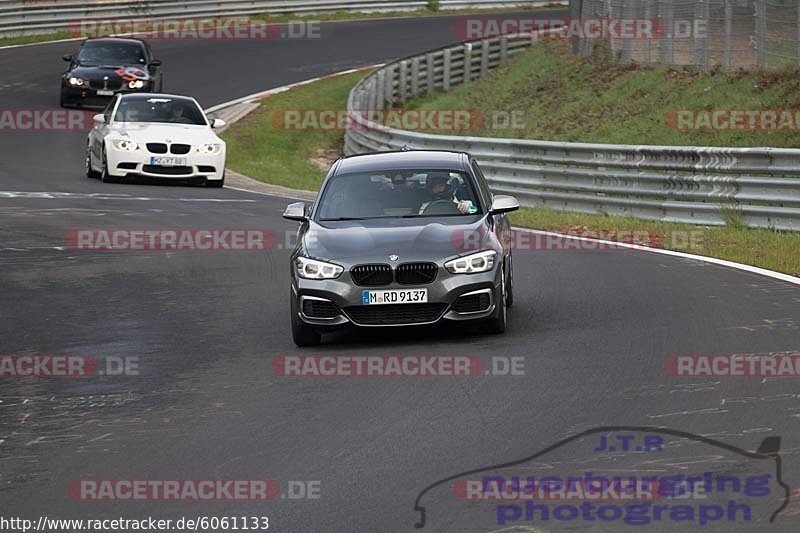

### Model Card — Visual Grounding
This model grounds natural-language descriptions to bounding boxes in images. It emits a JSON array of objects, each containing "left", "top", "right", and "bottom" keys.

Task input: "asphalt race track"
[{"left": 1, "top": 9, "right": 800, "bottom": 532}]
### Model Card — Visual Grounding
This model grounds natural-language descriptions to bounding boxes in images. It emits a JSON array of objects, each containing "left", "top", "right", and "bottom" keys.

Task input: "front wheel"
[
  {"left": 206, "top": 172, "right": 224, "bottom": 188},
  {"left": 100, "top": 147, "right": 116, "bottom": 183},
  {"left": 86, "top": 143, "right": 100, "bottom": 179},
  {"left": 291, "top": 295, "right": 321, "bottom": 346},
  {"left": 484, "top": 267, "right": 507, "bottom": 334},
  {"left": 505, "top": 253, "right": 514, "bottom": 308}
]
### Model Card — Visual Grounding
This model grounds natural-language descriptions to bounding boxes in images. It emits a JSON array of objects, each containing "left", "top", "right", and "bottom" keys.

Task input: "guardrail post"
[
  {"left": 426, "top": 53, "right": 435, "bottom": 93},
  {"left": 443, "top": 48, "right": 452, "bottom": 91},
  {"left": 375, "top": 70, "right": 385, "bottom": 110},
  {"left": 479, "top": 40, "right": 490, "bottom": 77},
  {"left": 384, "top": 65, "right": 395, "bottom": 107},
  {"left": 398, "top": 60, "right": 408, "bottom": 104},
  {"left": 410, "top": 57, "right": 420, "bottom": 96},
  {"left": 368, "top": 78, "right": 378, "bottom": 114},
  {"left": 500, "top": 38, "right": 508, "bottom": 61},
  {"left": 463, "top": 43, "right": 472, "bottom": 83}
]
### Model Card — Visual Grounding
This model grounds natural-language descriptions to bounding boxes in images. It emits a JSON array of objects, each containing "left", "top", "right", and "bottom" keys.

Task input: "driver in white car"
[{"left": 418, "top": 173, "right": 475, "bottom": 214}]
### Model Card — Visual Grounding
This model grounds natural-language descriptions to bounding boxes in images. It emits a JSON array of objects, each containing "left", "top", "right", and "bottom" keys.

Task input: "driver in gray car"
[{"left": 418, "top": 173, "right": 476, "bottom": 214}]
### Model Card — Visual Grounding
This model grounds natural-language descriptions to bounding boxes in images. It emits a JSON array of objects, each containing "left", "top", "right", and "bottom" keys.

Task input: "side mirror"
[
  {"left": 490, "top": 195, "right": 520, "bottom": 215},
  {"left": 92, "top": 114, "right": 106, "bottom": 125},
  {"left": 150, "top": 59, "right": 162, "bottom": 68},
  {"left": 283, "top": 202, "right": 308, "bottom": 222},
  {"left": 210, "top": 118, "right": 226, "bottom": 129},
  {"left": 62, "top": 54, "right": 73, "bottom": 62}
]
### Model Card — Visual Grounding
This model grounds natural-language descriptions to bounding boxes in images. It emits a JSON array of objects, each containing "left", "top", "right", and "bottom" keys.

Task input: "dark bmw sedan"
[
  {"left": 283, "top": 150, "right": 520, "bottom": 346},
  {"left": 60, "top": 37, "right": 163, "bottom": 108}
]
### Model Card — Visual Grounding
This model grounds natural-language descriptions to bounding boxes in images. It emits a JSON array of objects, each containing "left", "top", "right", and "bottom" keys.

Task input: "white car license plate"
[
  {"left": 362, "top": 289, "right": 428, "bottom": 305},
  {"left": 150, "top": 157, "right": 187, "bottom": 167},
  {"left": 96, "top": 90, "right": 114, "bottom": 96}
]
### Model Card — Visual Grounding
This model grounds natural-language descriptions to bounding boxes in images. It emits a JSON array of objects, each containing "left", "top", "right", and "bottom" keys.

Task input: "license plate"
[
  {"left": 96, "top": 90, "right": 114, "bottom": 96},
  {"left": 150, "top": 156, "right": 187, "bottom": 167},
  {"left": 362, "top": 289, "right": 428, "bottom": 305}
]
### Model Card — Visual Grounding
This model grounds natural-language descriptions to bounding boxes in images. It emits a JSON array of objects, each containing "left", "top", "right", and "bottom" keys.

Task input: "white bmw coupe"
[{"left": 87, "top": 93, "right": 227, "bottom": 187}]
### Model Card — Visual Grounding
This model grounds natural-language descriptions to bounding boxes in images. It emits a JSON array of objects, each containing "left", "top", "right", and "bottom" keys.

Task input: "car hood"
[
  {"left": 303, "top": 217, "right": 498, "bottom": 265},
  {"left": 69, "top": 64, "right": 152, "bottom": 82},
  {"left": 110, "top": 123, "right": 218, "bottom": 143}
]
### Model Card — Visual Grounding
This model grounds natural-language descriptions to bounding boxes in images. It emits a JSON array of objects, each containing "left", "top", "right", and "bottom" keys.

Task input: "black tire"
[
  {"left": 292, "top": 319, "right": 322, "bottom": 347},
  {"left": 206, "top": 172, "right": 224, "bottom": 188},
  {"left": 484, "top": 267, "right": 507, "bottom": 334},
  {"left": 291, "top": 295, "right": 322, "bottom": 346},
  {"left": 100, "top": 147, "right": 116, "bottom": 183},
  {"left": 505, "top": 253, "right": 514, "bottom": 308},
  {"left": 86, "top": 143, "right": 100, "bottom": 179}
]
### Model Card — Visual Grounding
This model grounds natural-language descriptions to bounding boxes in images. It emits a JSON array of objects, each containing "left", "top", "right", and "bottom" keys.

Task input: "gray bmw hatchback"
[{"left": 283, "top": 150, "right": 519, "bottom": 346}]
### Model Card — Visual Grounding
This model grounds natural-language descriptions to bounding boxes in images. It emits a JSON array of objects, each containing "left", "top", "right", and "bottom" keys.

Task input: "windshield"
[
  {"left": 316, "top": 170, "right": 482, "bottom": 220},
  {"left": 76, "top": 41, "right": 147, "bottom": 66},
  {"left": 113, "top": 97, "right": 207, "bottom": 126}
]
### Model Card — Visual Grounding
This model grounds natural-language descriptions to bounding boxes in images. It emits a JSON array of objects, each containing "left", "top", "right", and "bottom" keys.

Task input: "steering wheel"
[{"left": 421, "top": 199, "right": 460, "bottom": 215}]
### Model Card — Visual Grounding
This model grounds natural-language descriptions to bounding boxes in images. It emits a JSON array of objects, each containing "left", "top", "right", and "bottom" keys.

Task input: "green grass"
[
  {"left": 0, "top": 30, "right": 73, "bottom": 47},
  {"left": 222, "top": 57, "right": 800, "bottom": 277},
  {"left": 399, "top": 40, "right": 800, "bottom": 147},
  {"left": 222, "top": 70, "right": 370, "bottom": 192},
  {"left": 511, "top": 207, "right": 800, "bottom": 276}
]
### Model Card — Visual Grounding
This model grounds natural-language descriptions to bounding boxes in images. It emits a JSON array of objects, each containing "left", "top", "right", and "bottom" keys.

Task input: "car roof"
[
  {"left": 118, "top": 93, "right": 197, "bottom": 103},
  {"left": 82, "top": 37, "right": 146, "bottom": 45},
  {"left": 335, "top": 150, "right": 469, "bottom": 174}
]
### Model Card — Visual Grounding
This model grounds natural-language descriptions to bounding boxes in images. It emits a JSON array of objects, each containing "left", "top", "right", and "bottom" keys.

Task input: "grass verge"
[
  {"left": 510, "top": 208, "right": 800, "bottom": 276},
  {"left": 222, "top": 63, "right": 800, "bottom": 277},
  {"left": 222, "top": 70, "right": 370, "bottom": 192},
  {"left": 400, "top": 40, "right": 800, "bottom": 148}
]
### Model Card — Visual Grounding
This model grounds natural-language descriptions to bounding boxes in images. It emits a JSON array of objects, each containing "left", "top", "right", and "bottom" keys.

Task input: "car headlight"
[
  {"left": 295, "top": 257, "right": 343, "bottom": 280},
  {"left": 128, "top": 80, "right": 145, "bottom": 89},
  {"left": 445, "top": 250, "right": 497, "bottom": 274},
  {"left": 68, "top": 77, "right": 86, "bottom": 87},
  {"left": 197, "top": 143, "right": 222, "bottom": 154},
  {"left": 111, "top": 139, "right": 139, "bottom": 152}
]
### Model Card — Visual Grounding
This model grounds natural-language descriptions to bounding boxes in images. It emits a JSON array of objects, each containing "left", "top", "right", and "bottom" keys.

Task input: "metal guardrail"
[
  {"left": 0, "top": 0, "right": 560, "bottom": 37},
  {"left": 344, "top": 30, "right": 800, "bottom": 231}
]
